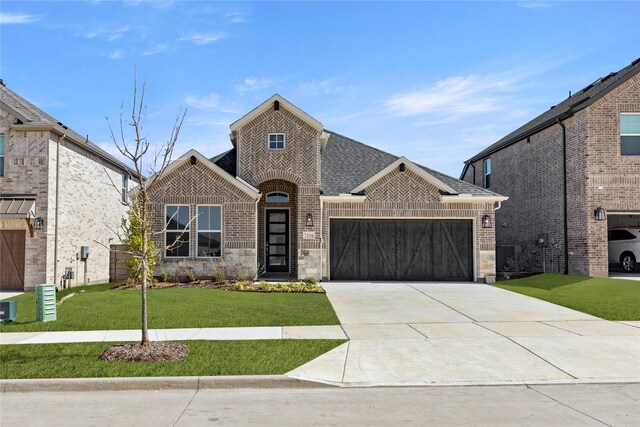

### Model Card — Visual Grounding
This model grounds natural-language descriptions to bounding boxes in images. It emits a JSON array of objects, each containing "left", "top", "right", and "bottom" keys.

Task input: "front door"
[{"left": 266, "top": 209, "right": 289, "bottom": 273}]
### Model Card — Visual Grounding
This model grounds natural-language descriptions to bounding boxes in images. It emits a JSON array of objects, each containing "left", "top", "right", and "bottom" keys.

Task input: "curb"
[{"left": 0, "top": 375, "right": 336, "bottom": 393}]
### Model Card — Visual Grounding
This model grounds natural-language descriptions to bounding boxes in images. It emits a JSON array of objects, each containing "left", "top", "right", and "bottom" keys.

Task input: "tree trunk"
[{"left": 140, "top": 192, "right": 149, "bottom": 345}]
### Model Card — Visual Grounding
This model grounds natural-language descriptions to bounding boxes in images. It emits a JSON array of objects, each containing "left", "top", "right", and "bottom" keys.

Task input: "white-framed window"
[
  {"left": 268, "top": 133, "right": 285, "bottom": 150},
  {"left": 483, "top": 158, "right": 491, "bottom": 188},
  {"left": 620, "top": 113, "right": 640, "bottom": 156},
  {"left": 266, "top": 192, "right": 289, "bottom": 203},
  {"left": 0, "top": 135, "right": 5, "bottom": 177},
  {"left": 196, "top": 205, "right": 222, "bottom": 258},
  {"left": 165, "top": 205, "right": 190, "bottom": 258}
]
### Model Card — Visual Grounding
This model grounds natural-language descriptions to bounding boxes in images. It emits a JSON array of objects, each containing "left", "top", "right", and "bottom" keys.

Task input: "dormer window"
[
  {"left": 268, "top": 133, "right": 285, "bottom": 150},
  {"left": 266, "top": 192, "right": 289, "bottom": 203}
]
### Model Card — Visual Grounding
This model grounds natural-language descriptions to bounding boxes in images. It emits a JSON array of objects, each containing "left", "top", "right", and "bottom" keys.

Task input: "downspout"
[
  {"left": 319, "top": 196, "right": 323, "bottom": 281},
  {"left": 53, "top": 133, "right": 65, "bottom": 286},
  {"left": 558, "top": 118, "right": 569, "bottom": 275},
  {"left": 254, "top": 195, "right": 260, "bottom": 280}
]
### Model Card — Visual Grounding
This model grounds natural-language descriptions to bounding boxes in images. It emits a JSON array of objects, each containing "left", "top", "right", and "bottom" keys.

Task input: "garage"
[
  {"left": 607, "top": 212, "right": 640, "bottom": 274},
  {"left": 330, "top": 219, "right": 473, "bottom": 281}
]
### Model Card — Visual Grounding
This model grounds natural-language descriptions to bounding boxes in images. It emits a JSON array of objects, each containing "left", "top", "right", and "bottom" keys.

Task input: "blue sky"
[{"left": 1, "top": 1, "right": 638, "bottom": 178}]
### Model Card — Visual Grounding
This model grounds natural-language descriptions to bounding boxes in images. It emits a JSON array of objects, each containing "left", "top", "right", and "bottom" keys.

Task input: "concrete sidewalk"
[
  {"left": 0, "top": 325, "right": 347, "bottom": 345},
  {"left": 287, "top": 282, "right": 640, "bottom": 387}
]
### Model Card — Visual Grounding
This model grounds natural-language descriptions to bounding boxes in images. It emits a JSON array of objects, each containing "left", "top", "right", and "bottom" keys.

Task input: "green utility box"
[{"left": 35, "top": 284, "right": 57, "bottom": 322}]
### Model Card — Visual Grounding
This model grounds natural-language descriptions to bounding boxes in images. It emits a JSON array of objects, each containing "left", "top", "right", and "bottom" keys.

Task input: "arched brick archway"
[{"left": 257, "top": 179, "right": 298, "bottom": 277}]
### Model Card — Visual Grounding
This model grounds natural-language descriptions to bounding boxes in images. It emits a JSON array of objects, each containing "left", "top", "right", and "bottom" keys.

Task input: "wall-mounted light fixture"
[
  {"left": 34, "top": 217, "right": 44, "bottom": 230},
  {"left": 594, "top": 207, "right": 606, "bottom": 221},
  {"left": 482, "top": 215, "right": 492, "bottom": 228},
  {"left": 306, "top": 213, "right": 313, "bottom": 227}
]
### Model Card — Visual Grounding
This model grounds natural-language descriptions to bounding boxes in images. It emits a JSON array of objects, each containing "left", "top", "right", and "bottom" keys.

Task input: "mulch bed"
[
  {"left": 111, "top": 280, "right": 239, "bottom": 291},
  {"left": 99, "top": 342, "right": 189, "bottom": 362}
]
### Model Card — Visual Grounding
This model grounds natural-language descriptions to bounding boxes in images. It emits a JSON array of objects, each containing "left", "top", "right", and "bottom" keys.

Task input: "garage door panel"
[{"left": 330, "top": 219, "right": 473, "bottom": 281}]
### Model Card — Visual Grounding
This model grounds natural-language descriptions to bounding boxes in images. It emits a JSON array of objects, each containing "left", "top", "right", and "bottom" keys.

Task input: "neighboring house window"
[
  {"left": 121, "top": 174, "right": 128, "bottom": 202},
  {"left": 197, "top": 205, "right": 222, "bottom": 258},
  {"left": 266, "top": 192, "right": 289, "bottom": 203},
  {"left": 268, "top": 133, "right": 285, "bottom": 150},
  {"left": 620, "top": 113, "right": 640, "bottom": 156},
  {"left": 483, "top": 158, "right": 492, "bottom": 188},
  {"left": 0, "top": 135, "right": 5, "bottom": 177},
  {"left": 165, "top": 205, "right": 190, "bottom": 258}
]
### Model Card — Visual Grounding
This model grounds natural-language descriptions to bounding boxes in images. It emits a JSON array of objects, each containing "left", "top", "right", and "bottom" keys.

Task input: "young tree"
[{"left": 107, "top": 72, "right": 186, "bottom": 346}]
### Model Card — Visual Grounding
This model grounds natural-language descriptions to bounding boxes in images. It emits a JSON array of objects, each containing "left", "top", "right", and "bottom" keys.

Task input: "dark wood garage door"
[
  {"left": 330, "top": 219, "right": 473, "bottom": 281},
  {"left": 0, "top": 230, "right": 26, "bottom": 290}
]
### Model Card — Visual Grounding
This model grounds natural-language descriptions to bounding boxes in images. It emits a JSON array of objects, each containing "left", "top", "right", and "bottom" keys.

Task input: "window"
[
  {"left": 0, "top": 135, "right": 5, "bottom": 177},
  {"left": 268, "top": 133, "right": 285, "bottom": 150},
  {"left": 266, "top": 192, "right": 289, "bottom": 203},
  {"left": 483, "top": 158, "right": 491, "bottom": 188},
  {"left": 197, "top": 205, "right": 222, "bottom": 258},
  {"left": 121, "top": 174, "right": 128, "bottom": 202},
  {"left": 165, "top": 205, "right": 190, "bottom": 257},
  {"left": 620, "top": 113, "right": 640, "bottom": 156}
]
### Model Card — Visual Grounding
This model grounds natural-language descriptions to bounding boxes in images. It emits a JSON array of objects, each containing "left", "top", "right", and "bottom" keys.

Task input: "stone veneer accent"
[
  {"left": 462, "top": 73, "right": 640, "bottom": 276},
  {"left": 322, "top": 169, "right": 496, "bottom": 281},
  {"left": 148, "top": 160, "right": 257, "bottom": 278},
  {"left": 0, "top": 110, "right": 130, "bottom": 289}
]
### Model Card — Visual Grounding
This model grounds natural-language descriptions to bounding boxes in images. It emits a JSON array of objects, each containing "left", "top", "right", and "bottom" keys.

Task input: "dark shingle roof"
[
  {"left": 0, "top": 81, "right": 135, "bottom": 175},
  {"left": 463, "top": 57, "right": 640, "bottom": 169},
  {"left": 210, "top": 149, "right": 236, "bottom": 176},
  {"left": 321, "top": 131, "right": 501, "bottom": 197}
]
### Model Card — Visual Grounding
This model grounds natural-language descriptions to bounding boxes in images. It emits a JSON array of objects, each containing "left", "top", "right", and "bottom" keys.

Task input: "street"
[{"left": 2, "top": 383, "right": 638, "bottom": 426}]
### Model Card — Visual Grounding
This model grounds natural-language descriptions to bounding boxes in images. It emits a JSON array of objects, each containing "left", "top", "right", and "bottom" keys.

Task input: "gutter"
[{"left": 558, "top": 118, "right": 569, "bottom": 275}]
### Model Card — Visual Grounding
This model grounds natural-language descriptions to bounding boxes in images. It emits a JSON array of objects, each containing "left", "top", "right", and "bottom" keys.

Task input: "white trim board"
[{"left": 230, "top": 94, "right": 323, "bottom": 132}]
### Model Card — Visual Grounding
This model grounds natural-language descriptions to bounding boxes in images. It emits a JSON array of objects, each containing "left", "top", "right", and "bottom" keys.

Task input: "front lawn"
[
  {"left": 0, "top": 340, "right": 345, "bottom": 379},
  {"left": 0, "top": 283, "right": 339, "bottom": 333},
  {"left": 494, "top": 274, "right": 640, "bottom": 320}
]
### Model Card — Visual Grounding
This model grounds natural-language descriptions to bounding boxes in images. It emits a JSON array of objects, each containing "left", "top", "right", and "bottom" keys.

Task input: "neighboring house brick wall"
[
  {"left": 148, "top": 161, "right": 257, "bottom": 279},
  {"left": 323, "top": 169, "right": 496, "bottom": 280}
]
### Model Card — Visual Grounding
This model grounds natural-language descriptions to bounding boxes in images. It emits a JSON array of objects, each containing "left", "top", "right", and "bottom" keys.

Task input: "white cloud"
[
  {"left": 0, "top": 12, "right": 40, "bottom": 25},
  {"left": 185, "top": 92, "right": 220, "bottom": 110},
  {"left": 386, "top": 75, "right": 515, "bottom": 118},
  {"left": 225, "top": 11, "right": 249, "bottom": 24},
  {"left": 179, "top": 32, "right": 226, "bottom": 45},
  {"left": 86, "top": 26, "right": 129, "bottom": 41},
  {"left": 298, "top": 78, "right": 352, "bottom": 95},
  {"left": 108, "top": 49, "right": 125, "bottom": 59},
  {"left": 142, "top": 43, "right": 168, "bottom": 56},
  {"left": 235, "top": 77, "right": 271, "bottom": 92}
]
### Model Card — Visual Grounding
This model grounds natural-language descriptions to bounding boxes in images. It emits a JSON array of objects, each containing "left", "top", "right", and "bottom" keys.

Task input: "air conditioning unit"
[{"left": 0, "top": 301, "right": 17, "bottom": 322}]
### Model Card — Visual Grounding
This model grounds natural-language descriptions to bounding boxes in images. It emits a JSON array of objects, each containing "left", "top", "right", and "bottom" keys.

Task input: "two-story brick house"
[
  {"left": 149, "top": 95, "right": 506, "bottom": 282},
  {"left": 0, "top": 81, "right": 135, "bottom": 290},
  {"left": 460, "top": 58, "right": 640, "bottom": 277}
]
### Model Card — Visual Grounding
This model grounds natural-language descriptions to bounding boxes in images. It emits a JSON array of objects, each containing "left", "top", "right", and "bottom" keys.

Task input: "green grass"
[
  {"left": 0, "top": 340, "right": 345, "bottom": 379},
  {"left": 494, "top": 274, "right": 640, "bottom": 320},
  {"left": 0, "top": 283, "right": 339, "bottom": 332}
]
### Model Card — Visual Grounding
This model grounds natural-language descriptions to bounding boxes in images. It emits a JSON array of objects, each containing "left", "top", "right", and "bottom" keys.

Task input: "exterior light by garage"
[
  {"left": 482, "top": 215, "right": 492, "bottom": 228},
  {"left": 34, "top": 217, "right": 44, "bottom": 230},
  {"left": 594, "top": 207, "right": 606, "bottom": 221},
  {"left": 306, "top": 213, "right": 313, "bottom": 227}
]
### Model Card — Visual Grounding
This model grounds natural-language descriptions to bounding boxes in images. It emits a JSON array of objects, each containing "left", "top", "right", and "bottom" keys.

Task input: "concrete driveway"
[{"left": 287, "top": 282, "right": 640, "bottom": 387}]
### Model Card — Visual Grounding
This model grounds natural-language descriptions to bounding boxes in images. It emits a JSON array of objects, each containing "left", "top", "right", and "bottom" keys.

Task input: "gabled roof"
[
  {"left": 351, "top": 157, "right": 459, "bottom": 195},
  {"left": 321, "top": 131, "right": 501, "bottom": 198},
  {"left": 229, "top": 94, "right": 323, "bottom": 132},
  {"left": 210, "top": 149, "right": 236, "bottom": 176},
  {"left": 148, "top": 149, "right": 260, "bottom": 198},
  {"left": 0, "top": 80, "right": 136, "bottom": 176},
  {"left": 461, "top": 57, "right": 640, "bottom": 178}
]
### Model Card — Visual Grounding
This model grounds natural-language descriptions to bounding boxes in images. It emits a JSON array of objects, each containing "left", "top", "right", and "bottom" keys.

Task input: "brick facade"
[
  {"left": 148, "top": 160, "right": 257, "bottom": 279},
  {"left": 0, "top": 111, "right": 130, "bottom": 290},
  {"left": 462, "top": 73, "right": 640, "bottom": 277}
]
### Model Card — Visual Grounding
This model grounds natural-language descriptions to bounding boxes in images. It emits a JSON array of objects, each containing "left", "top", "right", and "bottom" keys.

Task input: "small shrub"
[
  {"left": 186, "top": 268, "right": 198, "bottom": 283},
  {"left": 158, "top": 270, "right": 169, "bottom": 283},
  {"left": 302, "top": 277, "right": 317, "bottom": 285}
]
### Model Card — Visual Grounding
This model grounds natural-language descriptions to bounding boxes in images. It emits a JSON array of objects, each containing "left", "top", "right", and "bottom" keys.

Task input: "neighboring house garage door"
[
  {"left": 330, "top": 219, "right": 473, "bottom": 281},
  {"left": 0, "top": 230, "right": 26, "bottom": 290}
]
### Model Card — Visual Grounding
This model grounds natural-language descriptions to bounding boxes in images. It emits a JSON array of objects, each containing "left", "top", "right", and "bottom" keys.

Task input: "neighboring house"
[
  {"left": 148, "top": 95, "right": 506, "bottom": 282},
  {"left": 460, "top": 58, "right": 640, "bottom": 277},
  {"left": 0, "top": 81, "right": 135, "bottom": 291}
]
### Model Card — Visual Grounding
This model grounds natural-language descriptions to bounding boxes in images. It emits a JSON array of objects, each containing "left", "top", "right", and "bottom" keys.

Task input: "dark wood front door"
[
  {"left": 0, "top": 230, "right": 26, "bottom": 290},
  {"left": 266, "top": 210, "right": 289, "bottom": 273},
  {"left": 330, "top": 219, "right": 473, "bottom": 281}
]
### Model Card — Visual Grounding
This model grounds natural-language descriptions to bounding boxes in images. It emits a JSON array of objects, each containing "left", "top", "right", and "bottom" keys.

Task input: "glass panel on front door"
[{"left": 266, "top": 210, "right": 289, "bottom": 272}]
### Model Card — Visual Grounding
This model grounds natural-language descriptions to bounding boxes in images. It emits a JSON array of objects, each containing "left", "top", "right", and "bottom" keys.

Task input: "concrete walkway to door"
[{"left": 286, "top": 282, "right": 640, "bottom": 387}]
